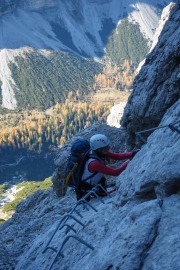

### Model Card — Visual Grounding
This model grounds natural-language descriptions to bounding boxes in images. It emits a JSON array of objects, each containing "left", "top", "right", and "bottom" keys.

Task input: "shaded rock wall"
[
  {"left": 0, "top": 3, "right": 179, "bottom": 270},
  {"left": 17, "top": 0, "right": 58, "bottom": 11},
  {"left": 0, "top": 0, "right": 16, "bottom": 16},
  {"left": 117, "top": 99, "right": 180, "bottom": 204},
  {"left": 0, "top": 0, "right": 58, "bottom": 16},
  {"left": 121, "top": 3, "right": 180, "bottom": 147}
]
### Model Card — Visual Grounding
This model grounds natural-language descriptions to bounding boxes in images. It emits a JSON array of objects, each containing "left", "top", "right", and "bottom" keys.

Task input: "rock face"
[
  {"left": 117, "top": 99, "right": 180, "bottom": 203},
  {"left": 121, "top": 3, "right": 180, "bottom": 147},
  {"left": 0, "top": 0, "right": 16, "bottom": 16},
  {"left": 0, "top": 96, "right": 179, "bottom": 269},
  {"left": 0, "top": 3, "right": 179, "bottom": 270},
  {"left": 17, "top": 0, "right": 58, "bottom": 11},
  {"left": 0, "top": 0, "right": 58, "bottom": 15},
  {"left": 106, "top": 102, "right": 126, "bottom": 128}
]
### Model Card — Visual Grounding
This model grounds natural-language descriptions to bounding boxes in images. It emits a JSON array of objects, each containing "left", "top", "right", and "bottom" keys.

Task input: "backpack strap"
[
  {"left": 82, "top": 171, "right": 98, "bottom": 182},
  {"left": 82, "top": 154, "right": 101, "bottom": 182}
]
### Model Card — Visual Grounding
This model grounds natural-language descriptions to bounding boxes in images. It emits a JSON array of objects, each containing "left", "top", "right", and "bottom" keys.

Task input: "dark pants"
[{"left": 75, "top": 177, "right": 106, "bottom": 201}]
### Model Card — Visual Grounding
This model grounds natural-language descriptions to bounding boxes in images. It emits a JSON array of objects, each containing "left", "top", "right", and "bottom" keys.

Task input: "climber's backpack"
[{"left": 64, "top": 139, "right": 99, "bottom": 188}]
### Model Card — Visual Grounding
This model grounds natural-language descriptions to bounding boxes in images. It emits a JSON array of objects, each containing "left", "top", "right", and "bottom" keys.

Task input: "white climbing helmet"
[{"left": 90, "top": 134, "right": 110, "bottom": 150}]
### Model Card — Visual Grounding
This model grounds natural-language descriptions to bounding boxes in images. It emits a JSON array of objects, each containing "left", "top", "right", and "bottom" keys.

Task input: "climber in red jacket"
[{"left": 77, "top": 134, "right": 139, "bottom": 200}]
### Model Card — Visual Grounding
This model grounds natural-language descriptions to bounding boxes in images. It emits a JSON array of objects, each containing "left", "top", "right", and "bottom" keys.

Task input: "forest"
[
  {"left": 4, "top": 17, "right": 149, "bottom": 112},
  {"left": 106, "top": 18, "right": 149, "bottom": 66},
  {"left": 0, "top": 93, "right": 110, "bottom": 164},
  {"left": 0, "top": 57, "right": 136, "bottom": 165},
  {"left": 9, "top": 50, "right": 102, "bottom": 110},
  {"left": 0, "top": 17, "right": 147, "bottom": 164}
]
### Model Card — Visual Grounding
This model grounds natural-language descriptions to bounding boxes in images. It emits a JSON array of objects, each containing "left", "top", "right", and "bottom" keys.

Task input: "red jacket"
[{"left": 88, "top": 151, "right": 133, "bottom": 176}]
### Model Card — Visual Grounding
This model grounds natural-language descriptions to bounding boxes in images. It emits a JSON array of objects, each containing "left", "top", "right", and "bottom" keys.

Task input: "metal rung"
[
  {"left": 77, "top": 198, "right": 98, "bottom": 212},
  {"left": 43, "top": 184, "right": 107, "bottom": 263},
  {"left": 96, "top": 184, "right": 108, "bottom": 194},
  {"left": 59, "top": 224, "right": 76, "bottom": 233},
  {"left": 43, "top": 214, "right": 85, "bottom": 253},
  {"left": 44, "top": 246, "right": 58, "bottom": 253},
  {"left": 71, "top": 188, "right": 104, "bottom": 214},
  {"left": 96, "top": 184, "right": 111, "bottom": 197},
  {"left": 48, "top": 235, "right": 94, "bottom": 270},
  {"left": 42, "top": 220, "right": 62, "bottom": 254},
  {"left": 169, "top": 124, "right": 180, "bottom": 134},
  {"left": 70, "top": 204, "right": 82, "bottom": 215},
  {"left": 58, "top": 214, "right": 85, "bottom": 229},
  {"left": 70, "top": 208, "right": 83, "bottom": 218}
]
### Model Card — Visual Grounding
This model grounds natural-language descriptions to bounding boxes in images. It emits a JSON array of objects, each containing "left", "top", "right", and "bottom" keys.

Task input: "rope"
[
  {"left": 136, "top": 120, "right": 180, "bottom": 134},
  {"left": 135, "top": 120, "right": 180, "bottom": 144}
]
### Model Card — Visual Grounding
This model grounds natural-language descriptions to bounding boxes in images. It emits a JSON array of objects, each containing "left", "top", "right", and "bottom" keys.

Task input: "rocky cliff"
[
  {"left": 0, "top": 3, "right": 179, "bottom": 270},
  {"left": 0, "top": 0, "right": 16, "bottom": 16},
  {"left": 0, "top": 0, "right": 58, "bottom": 16},
  {"left": 121, "top": 3, "right": 180, "bottom": 147}
]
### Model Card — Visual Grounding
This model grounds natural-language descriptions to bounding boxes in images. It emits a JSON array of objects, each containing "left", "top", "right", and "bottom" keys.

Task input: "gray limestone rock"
[
  {"left": 121, "top": 3, "right": 180, "bottom": 147},
  {"left": 0, "top": 3, "right": 179, "bottom": 270},
  {"left": 18, "top": 0, "right": 58, "bottom": 11},
  {"left": 0, "top": 0, "right": 16, "bottom": 16},
  {"left": 117, "top": 99, "right": 180, "bottom": 202},
  {"left": 142, "top": 195, "right": 180, "bottom": 270}
]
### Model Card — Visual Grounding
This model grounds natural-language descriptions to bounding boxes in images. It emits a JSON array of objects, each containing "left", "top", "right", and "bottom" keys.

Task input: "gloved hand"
[{"left": 131, "top": 149, "right": 140, "bottom": 158}]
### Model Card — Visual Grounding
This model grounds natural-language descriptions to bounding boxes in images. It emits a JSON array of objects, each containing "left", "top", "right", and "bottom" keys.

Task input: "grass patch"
[
  {"left": 0, "top": 218, "right": 6, "bottom": 225},
  {"left": 0, "top": 184, "right": 9, "bottom": 198},
  {"left": 2, "top": 177, "right": 52, "bottom": 213}
]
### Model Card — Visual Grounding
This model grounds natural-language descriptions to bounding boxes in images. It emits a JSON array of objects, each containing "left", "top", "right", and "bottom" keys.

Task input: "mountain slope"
[
  {"left": 0, "top": 0, "right": 170, "bottom": 109},
  {"left": 106, "top": 18, "right": 149, "bottom": 65},
  {"left": 0, "top": 0, "right": 167, "bottom": 51},
  {"left": 0, "top": 3, "right": 179, "bottom": 269},
  {"left": 9, "top": 50, "right": 101, "bottom": 109}
]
